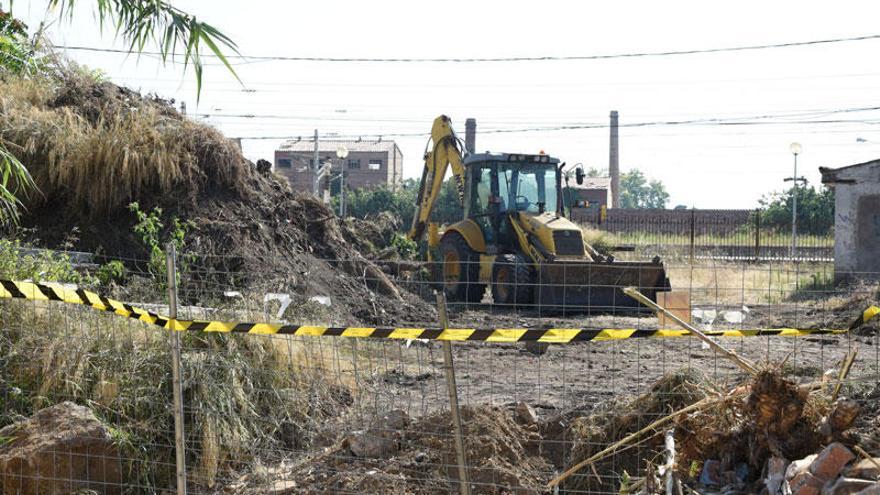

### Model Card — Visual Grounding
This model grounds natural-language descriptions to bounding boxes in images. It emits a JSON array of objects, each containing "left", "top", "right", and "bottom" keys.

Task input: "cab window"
[
  {"left": 500, "top": 164, "right": 556, "bottom": 213},
  {"left": 470, "top": 167, "right": 492, "bottom": 216}
]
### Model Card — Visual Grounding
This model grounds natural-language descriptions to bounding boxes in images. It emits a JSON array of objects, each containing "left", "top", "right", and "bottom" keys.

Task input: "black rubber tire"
[
  {"left": 491, "top": 254, "right": 535, "bottom": 309},
  {"left": 438, "top": 233, "right": 485, "bottom": 303}
]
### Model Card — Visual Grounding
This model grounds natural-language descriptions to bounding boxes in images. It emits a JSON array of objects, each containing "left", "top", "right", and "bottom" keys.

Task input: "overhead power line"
[
  {"left": 193, "top": 105, "right": 880, "bottom": 124},
  {"left": 232, "top": 118, "right": 880, "bottom": 140},
  {"left": 55, "top": 33, "right": 880, "bottom": 63}
]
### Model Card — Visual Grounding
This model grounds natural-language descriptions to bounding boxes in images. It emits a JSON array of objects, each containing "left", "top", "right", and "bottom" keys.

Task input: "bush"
[{"left": 335, "top": 177, "right": 463, "bottom": 228}]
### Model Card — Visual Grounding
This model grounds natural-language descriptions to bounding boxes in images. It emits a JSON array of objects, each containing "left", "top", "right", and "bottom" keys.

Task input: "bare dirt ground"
[{"left": 230, "top": 323, "right": 880, "bottom": 494}]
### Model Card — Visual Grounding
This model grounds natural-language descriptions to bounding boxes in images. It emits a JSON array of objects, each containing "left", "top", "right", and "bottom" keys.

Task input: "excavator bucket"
[{"left": 535, "top": 259, "right": 670, "bottom": 313}]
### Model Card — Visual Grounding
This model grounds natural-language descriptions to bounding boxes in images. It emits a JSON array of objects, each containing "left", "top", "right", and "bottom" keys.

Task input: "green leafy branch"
[{"left": 47, "top": 0, "right": 240, "bottom": 100}]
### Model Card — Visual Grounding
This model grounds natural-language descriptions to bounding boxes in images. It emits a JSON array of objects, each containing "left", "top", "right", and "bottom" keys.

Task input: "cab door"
[{"left": 466, "top": 163, "right": 500, "bottom": 248}]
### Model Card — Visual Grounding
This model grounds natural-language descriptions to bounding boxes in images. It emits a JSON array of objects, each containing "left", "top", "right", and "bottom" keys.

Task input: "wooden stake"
[
  {"left": 547, "top": 396, "right": 724, "bottom": 488},
  {"left": 623, "top": 287, "right": 759, "bottom": 376},
  {"left": 854, "top": 445, "right": 880, "bottom": 477},
  {"left": 831, "top": 349, "right": 857, "bottom": 401}
]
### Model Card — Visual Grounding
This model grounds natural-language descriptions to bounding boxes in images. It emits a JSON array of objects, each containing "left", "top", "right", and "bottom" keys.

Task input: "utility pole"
[
  {"left": 609, "top": 111, "right": 620, "bottom": 209},
  {"left": 787, "top": 142, "right": 803, "bottom": 259},
  {"left": 312, "top": 129, "right": 320, "bottom": 197},
  {"left": 465, "top": 118, "right": 477, "bottom": 154}
]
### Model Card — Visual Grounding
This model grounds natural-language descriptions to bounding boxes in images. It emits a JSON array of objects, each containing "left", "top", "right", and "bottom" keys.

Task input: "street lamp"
[
  {"left": 787, "top": 142, "right": 802, "bottom": 258},
  {"left": 336, "top": 146, "right": 350, "bottom": 217}
]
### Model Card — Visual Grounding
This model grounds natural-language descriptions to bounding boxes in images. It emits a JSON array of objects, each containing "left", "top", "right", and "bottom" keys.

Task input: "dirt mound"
[
  {"left": 239, "top": 405, "right": 551, "bottom": 494},
  {"left": 0, "top": 68, "right": 432, "bottom": 324},
  {"left": 0, "top": 402, "right": 122, "bottom": 495}
]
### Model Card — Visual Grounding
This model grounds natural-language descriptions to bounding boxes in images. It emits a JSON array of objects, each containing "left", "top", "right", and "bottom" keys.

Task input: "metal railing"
[{"left": 571, "top": 207, "right": 835, "bottom": 262}]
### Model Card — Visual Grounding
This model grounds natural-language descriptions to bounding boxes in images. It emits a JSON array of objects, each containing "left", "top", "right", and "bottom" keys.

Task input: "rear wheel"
[
  {"left": 491, "top": 254, "right": 535, "bottom": 309},
  {"left": 438, "top": 233, "right": 485, "bottom": 303}
]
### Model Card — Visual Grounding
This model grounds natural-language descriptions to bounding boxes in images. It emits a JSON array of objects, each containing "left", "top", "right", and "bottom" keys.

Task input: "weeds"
[
  {"left": 128, "top": 201, "right": 194, "bottom": 286},
  {"left": 0, "top": 238, "right": 84, "bottom": 283},
  {"left": 0, "top": 297, "right": 352, "bottom": 492}
]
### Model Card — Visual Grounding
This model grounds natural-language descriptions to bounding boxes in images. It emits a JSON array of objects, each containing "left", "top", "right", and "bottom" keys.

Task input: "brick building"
[
  {"left": 274, "top": 139, "right": 403, "bottom": 192},
  {"left": 820, "top": 158, "right": 880, "bottom": 282},
  {"left": 567, "top": 176, "right": 612, "bottom": 208}
]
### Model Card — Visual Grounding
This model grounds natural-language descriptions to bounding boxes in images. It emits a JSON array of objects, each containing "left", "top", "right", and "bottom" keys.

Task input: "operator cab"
[{"left": 463, "top": 152, "right": 562, "bottom": 248}]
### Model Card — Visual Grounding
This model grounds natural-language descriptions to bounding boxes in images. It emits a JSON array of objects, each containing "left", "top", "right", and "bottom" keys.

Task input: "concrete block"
[
  {"left": 846, "top": 459, "right": 880, "bottom": 480},
  {"left": 789, "top": 455, "right": 819, "bottom": 480},
  {"left": 823, "top": 477, "right": 876, "bottom": 495}
]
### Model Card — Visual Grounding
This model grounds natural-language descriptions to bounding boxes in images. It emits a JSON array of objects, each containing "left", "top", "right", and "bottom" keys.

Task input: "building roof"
[
  {"left": 566, "top": 176, "right": 611, "bottom": 190},
  {"left": 278, "top": 139, "right": 399, "bottom": 154},
  {"left": 820, "top": 158, "right": 880, "bottom": 185},
  {"left": 463, "top": 152, "right": 561, "bottom": 166}
]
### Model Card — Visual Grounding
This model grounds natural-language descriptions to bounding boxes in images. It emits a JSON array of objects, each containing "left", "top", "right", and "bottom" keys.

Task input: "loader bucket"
[{"left": 535, "top": 259, "right": 670, "bottom": 314}]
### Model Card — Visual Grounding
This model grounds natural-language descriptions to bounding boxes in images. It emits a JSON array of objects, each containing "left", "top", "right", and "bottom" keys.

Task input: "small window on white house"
[
  {"left": 277, "top": 159, "right": 292, "bottom": 168},
  {"left": 368, "top": 159, "right": 383, "bottom": 170}
]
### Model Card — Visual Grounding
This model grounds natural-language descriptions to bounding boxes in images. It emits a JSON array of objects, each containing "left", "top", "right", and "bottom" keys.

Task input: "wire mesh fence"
[
  {"left": 0, "top": 249, "right": 877, "bottom": 494},
  {"left": 571, "top": 208, "right": 835, "bottom": 262}
]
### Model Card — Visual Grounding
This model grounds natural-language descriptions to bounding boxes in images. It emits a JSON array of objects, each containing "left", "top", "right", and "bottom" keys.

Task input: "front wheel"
[
  {"left": 491, "top": 254, "right": 535, "bottom": 309},
  {"left": 438, "top": 233, "right": 485, "bottom": 303}
]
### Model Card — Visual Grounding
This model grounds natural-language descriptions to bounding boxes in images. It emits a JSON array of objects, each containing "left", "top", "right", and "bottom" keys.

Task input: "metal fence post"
[
  {"left": 754, "top": 209, "right": 761, "bottom": 262},
  {"left": 166, "top": 244, "right": 187, "bottom": 495},
  {"left": 689, "top": 209, "right": 696, "bottom": 264},
  {"left": 436, "top": 292, "right": 471, "bottom": 495}
]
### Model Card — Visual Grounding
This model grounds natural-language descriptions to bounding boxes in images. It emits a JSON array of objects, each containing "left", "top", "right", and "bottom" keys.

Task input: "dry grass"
[
  {"left": 666, "top": 260, "right": 835, "bottom": 306},
  {"left": 0, "top": 66, "right": 246, "bottom": 214},
  {"left": 0, "top": 297, "right": 353, "bottom": 491}
]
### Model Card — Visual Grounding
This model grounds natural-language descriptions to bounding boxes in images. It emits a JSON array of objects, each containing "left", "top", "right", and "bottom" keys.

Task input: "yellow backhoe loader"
[{"left": 409, "top": 115, "right": 669, "bottom": 312}]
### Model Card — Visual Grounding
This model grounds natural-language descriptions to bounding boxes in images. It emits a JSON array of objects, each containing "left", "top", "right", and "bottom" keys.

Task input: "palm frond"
[
  {"left": 47, "top": 0, "right": 239, "bottom": 101},
  {"left": 0, "top": 143, "right": 36, "bottom": 224}
]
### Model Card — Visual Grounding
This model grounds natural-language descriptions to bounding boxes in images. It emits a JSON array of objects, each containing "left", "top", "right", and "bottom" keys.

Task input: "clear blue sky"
[{"left": 13, "top": 0, "right": 880, "bottom": 208}]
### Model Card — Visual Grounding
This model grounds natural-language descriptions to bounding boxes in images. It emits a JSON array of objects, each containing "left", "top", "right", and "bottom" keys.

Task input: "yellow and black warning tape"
[
  {"left": 850, "top": 305, "right": 880, "bottom": 331},
  {"left": 0, "top": 279, "right": 875, "bottom": 344}
]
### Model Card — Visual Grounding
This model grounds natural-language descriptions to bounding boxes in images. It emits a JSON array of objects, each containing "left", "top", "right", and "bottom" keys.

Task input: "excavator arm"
[{"left": 408, "top": 115, "right": 467, "bottom": 242}]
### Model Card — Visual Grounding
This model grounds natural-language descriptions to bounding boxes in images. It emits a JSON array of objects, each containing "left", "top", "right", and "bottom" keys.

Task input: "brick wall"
[{"left": 571, "top": 208, "right": 753, "bottom": 235}]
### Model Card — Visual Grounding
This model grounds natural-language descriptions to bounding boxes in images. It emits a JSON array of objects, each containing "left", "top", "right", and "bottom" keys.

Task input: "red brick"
[
  {"left": 811, "top": 443, "right": 856, "bottom": 481},
  {"left": 791, "top": 471, "right": 824, "bottom": 495}
]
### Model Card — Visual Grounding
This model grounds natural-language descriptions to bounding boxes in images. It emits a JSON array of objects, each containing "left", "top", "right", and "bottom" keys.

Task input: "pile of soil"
[
  {"left": 2, "top": 70, "right": 432, "bottom": 324},
  {"left": 235, "top": 405, "right": 550, "bottom": 494}
]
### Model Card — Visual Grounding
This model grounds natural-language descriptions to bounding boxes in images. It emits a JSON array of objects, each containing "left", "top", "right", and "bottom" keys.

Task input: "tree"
[
  {"left": 619, "top": 169, "right": 669, "bottom": 209},
  {"left": 584, "top": 166, "right": 605, "bottom": 177},
  {"left": 338, "top": 177, "right": 463, "bottom": 229},
  {"left": 758, "top": 184, "right": 834, "bottom": 236},
  {"left": 0, "top": 1, "right": 237, "bottom": 223}
]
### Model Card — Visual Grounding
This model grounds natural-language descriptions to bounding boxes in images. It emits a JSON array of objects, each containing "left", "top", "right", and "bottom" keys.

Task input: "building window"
[
  {"left": 368, "top": 159, "right": 383, "bottom": 171},
  {"left": 277, "top": 158, "right": 292, "bottom": 168},
  {"left": 348, "top": 159, "right": 361, "bottom": 169}
]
